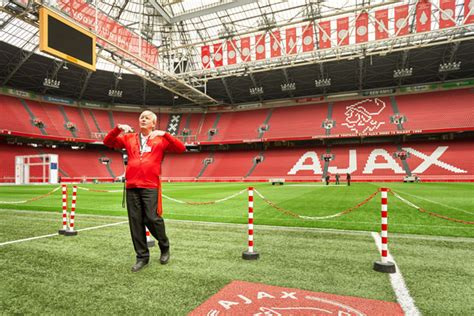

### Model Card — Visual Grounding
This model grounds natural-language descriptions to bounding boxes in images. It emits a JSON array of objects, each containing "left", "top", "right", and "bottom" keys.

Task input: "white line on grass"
[
  {"left": 393, "top": 190, "right": 473, "bottom": 215},
  {"left": 1, "top": 209, "right": 473, "bottom": 243},
  {"left": 371, "top": 232, "right": 421, "bottom": 316},
  {"left": 0, "top": 221, "right": 127, "bottom": 247}
]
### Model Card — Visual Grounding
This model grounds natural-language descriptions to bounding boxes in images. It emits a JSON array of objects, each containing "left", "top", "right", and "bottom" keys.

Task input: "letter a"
[
  {"left": 288, "top": 151, "right": 322, "bottom": 175},
  {"left": 363, "top": 149, "right": 405, "bottom": 174},
  {"left": 257, "top": 291, "right": 275, "bottom": 299},
  {"left": 218, "top": 300, "right": 239, "bottom": 310}
]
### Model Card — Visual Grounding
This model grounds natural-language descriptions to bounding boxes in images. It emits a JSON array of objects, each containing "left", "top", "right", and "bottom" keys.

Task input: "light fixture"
[
  {"left": 108, "top": 89, "right": 123, "bottom": 98},
  {"left": 393, "top": 67, "right": 413, "bottom": 78},
  {"left": 249, "top": 87, "right": 264, "bottom": 95},
  {"left": 281, "top": 82, "right": 296, "bottom": 92},
  {"left": 62, "top": 63, "right": 68, "bottom": 70},
  {"left": 315, "top": 78, "right": 331, "bottom": 87},
  {"left": 43, "top": 78, "right": 60, "bottom": 88},
  {"left": 439, "top": 61, "right": 461, "bottom": 73}
]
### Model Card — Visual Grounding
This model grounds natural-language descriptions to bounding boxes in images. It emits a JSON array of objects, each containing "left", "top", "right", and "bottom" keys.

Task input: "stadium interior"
[{"left": 1, "top": 0, "right": 473, "bottom": 185}]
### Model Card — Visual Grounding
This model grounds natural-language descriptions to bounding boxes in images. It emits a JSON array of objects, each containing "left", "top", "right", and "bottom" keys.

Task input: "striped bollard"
[
  {"left": 58, "top": 184, "right": 68, "bottom": 234},
  {"left": 242, "top": 187, "right": 259, "bottom": 260},
  {"left": 146, "top": 226, "right": 155, "bottom": 247},
  {"left": 65, "top": 186, "right": 78, "bottom": 236},
  {"left": 374, "top": 188, "right": 396, "bottom": 273}
]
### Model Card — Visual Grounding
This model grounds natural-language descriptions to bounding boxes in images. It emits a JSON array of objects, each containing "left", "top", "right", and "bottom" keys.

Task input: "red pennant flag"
[
  {"left": 255, "top": 34, "right": 266, "bottom": 60},
  {"left": 201, "top": 45, "right": 210, "bottom": 69},
  {"left": 270, "top": 30, "right": 281, "bottom": 58},
  {"left": 318, "top": 21, "right": 331, "bottom": 49},
  {"left": 375, "top": 9, "right": 389, "bottom": 40},
  {"left": 394, "top": 4, "right": 409, "bottom": 36},
  {"left": 439, "top": 0, "right": 456, "bottom": 28},
  {"left": 301, "top": 23, "right": 314, "bottom": 52},
  {"left": 286, "top": 27, "right": 297, "bottom": 55},
  {"left": 465, "top": 0, "right": 474, "bottom": 24},
  {"left": 213, "top": 43, "right": 223, "bottom": 67},
  {"left": 227, "top": 39, "right": 237, "bottom": 65},
  {"left": 337, "top": 17, "right": 349, "bottom": 46},
  {"left": 240, "top": 37, "right": 251, "bottom": 62},
  {"left": 416, "top": 0, "right": 431, "bottom": 33},
  {"left": 355, "top": 12, "right": 369, "bottom": 43}
]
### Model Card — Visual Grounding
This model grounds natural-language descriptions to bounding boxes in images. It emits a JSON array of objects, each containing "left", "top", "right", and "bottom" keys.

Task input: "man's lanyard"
[{"left": 139, "top": 133, "right": 151, "bottom": 155}]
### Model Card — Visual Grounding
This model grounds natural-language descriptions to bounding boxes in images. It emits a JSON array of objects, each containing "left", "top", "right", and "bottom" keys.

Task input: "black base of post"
[
  {"left": 58, "top": 229, "right": 66, "bottom": 235},
  {"left": 64, "top": 230, "right": 78, "bottom": 236},
  {"left": 147, "top": 240, "right": 155, "bottom": 247},
  {"left": 242, "top": 251, "right": 260, "bottom": 260},
  {"left": 373, "top": 261, "right": 396, "bottom": 273}
]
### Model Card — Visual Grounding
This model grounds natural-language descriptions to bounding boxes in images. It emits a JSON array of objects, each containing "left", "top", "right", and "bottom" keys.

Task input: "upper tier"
[{"left": 1, "top": 89, "right": 473, "bottom": 143}]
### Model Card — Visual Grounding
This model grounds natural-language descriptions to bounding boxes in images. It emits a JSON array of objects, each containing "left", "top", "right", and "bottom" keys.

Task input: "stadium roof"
[{"left": 1, "top": 0, "right": 474, "bottom": 107}]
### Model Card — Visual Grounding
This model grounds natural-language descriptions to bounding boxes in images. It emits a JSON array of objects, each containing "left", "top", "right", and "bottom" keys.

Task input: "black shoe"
[
  {"left": 131, "top": 260, "right": 148, "bottom": 272},
  {"left": 160, "top": 250, "right": 170, "bottom": 265}
]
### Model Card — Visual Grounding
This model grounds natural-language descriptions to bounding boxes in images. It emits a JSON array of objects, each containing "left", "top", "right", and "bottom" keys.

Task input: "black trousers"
[{"left": 126, "top": 188, "right": 169, "bottom": 261}]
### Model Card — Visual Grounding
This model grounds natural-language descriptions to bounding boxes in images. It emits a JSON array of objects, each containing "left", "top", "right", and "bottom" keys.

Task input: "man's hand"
[
  {"left": 149, "top": 130, "right": 166, "bottom": 139},
  {"left": 117, "top": 124, "right": 134, "bottom": 133}
]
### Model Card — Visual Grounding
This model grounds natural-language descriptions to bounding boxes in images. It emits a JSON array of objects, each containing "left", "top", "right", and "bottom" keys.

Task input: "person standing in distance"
[
  {"left": 346, "top": 173, "right": 351, "bottom": 186},
  {"left": 103, "top": 110, "right": 186, "bottom": 272}
]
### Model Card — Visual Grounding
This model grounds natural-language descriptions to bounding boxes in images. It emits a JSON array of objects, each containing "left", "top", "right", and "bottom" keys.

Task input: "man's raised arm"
[{"left": 103, "top": 124, "right": 131, "bottom": 149}]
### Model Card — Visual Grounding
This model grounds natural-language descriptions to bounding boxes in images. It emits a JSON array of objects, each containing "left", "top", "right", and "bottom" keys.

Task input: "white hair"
[{"left": 139, "top": 110, "right": 157, "bottom": 125}]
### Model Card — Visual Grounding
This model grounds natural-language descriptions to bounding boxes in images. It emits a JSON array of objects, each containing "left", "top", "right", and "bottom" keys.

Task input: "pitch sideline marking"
[
  {"left": 1, "top": 209, "right": 472, "bottom": 243},
  {"left": 393, "top": 189, "right": 473, "bottom": 215},
  {"left": 371, "top": 232, "right": 421, "bottom": 316},
  {"left": 0, "top": 221, "right": 127, "bottom": 247}
]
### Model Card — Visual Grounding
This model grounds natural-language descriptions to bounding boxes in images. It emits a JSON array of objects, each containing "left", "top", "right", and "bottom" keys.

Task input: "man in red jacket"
[{"left": 104, "top": 110, "right": 185, "bottom": 272}]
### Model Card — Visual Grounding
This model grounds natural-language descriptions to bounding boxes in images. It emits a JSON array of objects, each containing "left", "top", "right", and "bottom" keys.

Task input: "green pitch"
[
  {"left": 0, "top": 182, "right": 473, "bottom": 314},
  {"left": 0, "top": 182, "right": 472, "bottom": 237}
]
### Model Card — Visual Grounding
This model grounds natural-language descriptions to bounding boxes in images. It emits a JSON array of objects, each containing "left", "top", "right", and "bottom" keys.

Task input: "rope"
[
  {"left": 391, "top": 190, "right": 474, "bottom": 225},
  {"left": 254, "top": 189, "right": 380, "bottom": 220},
  {"left": 77, "top": 186, "right": 122, "bottom": 193},
  {"left": 0, "top": 186, "right": 61, "bottom": 204},
  {"left": 162, "top": 189, "right": 247, "bottom": 205}
]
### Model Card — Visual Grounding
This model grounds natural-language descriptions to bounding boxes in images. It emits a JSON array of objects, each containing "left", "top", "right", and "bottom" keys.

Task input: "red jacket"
[{"left": 103, "top": 126, "right": 186, "bottom": 189}]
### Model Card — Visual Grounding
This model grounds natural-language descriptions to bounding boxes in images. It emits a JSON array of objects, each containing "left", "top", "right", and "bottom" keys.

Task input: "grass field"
[{"left": 0, "top": 182, "right": 473, "bottom": 314}]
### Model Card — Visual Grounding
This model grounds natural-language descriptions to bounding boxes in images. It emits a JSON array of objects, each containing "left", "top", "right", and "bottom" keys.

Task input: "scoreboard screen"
[{"left": 39, "top": 7, "right": 96, "bottom": 71}]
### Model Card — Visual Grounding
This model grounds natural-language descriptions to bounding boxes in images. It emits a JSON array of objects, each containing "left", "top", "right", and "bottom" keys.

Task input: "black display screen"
[{"left": 47, "top": 15, "right": 93, "bottom": 64}]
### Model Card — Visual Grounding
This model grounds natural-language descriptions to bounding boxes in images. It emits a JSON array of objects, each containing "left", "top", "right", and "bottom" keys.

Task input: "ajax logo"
[{"left": 341, "top": 98, "right": 386, "bottom": 134}]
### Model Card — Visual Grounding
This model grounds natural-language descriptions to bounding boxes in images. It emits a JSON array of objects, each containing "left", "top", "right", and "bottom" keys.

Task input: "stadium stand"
[
  {"left": 1, "top": 89, "right": 473, "bottom": 183},
  {"left": 264, "top": 103, "right": 328, "bottom": 139},
  {"left": 395, "top": 90, "right": 474, "bottom": 132},
  {"left": 2, "top": 89, "right": 473, "bottom": 142}
]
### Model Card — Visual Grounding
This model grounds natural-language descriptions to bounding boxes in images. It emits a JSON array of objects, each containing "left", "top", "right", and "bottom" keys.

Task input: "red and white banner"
[
  {"left": 337, "top": 17, "right": 349, "bottom": 46},
  {"left": 57, "top": 0, "right": 158, "bottom": 66},
  {"left": 301, "top": 23, "right": 314, "bottom": 52},
  {"left": 286, "top": 27, "right": 297, "bottom": 55},
  {"left": 416, "top": 0, "right": 431, "bottom": 33},
  {"left": 270, "top": 30, "right": 281, "bottom": 58},
  {"left": 255, "top": 33, "right": 266, "bottom": 60},
  {"left": 375, "top": 9, "right": 389, "bottom": 40},
  {"left": 201, "top": 45, "right": 210, "bottom": 68},
  {"left": 439, "top": 0, "right": 456, "bottom": 28},
  {"left": 465, "top": 0, "right": 474, "bottom": 24},
  {"left": 355, "top": 12, "right": 369, "bottom": 43},
  {"left": 394, "top": 4, "right": 410, "bottom": 36},
  {"left": 318, "top": 21, "right": 331, "bottom": 49},
  {"left": 227, "top": 40, "right": 237, "bottom": 65},
  {"left": 240, "top": 37, "right": 251, "bottom": 62},
  {"left": 213, "top": 43, "right": 223, "bottom": 67}
]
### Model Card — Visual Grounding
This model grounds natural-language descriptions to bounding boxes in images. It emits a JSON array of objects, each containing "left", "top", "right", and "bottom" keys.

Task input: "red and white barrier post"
[
  {"left": 58, "top": 184, "right": 68, "bottom": 234},
  {"left": 65, "top": 185, "right": 78, "bottom": 236},
  {"left": 242, "top": 187, "right": 259, "bottom": 260},
  {"left": 374, "top": 188, "right": 396, "bottom": 273},
  {"left": 145, "top": 226, "right": 155, "bottom": 247}
]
